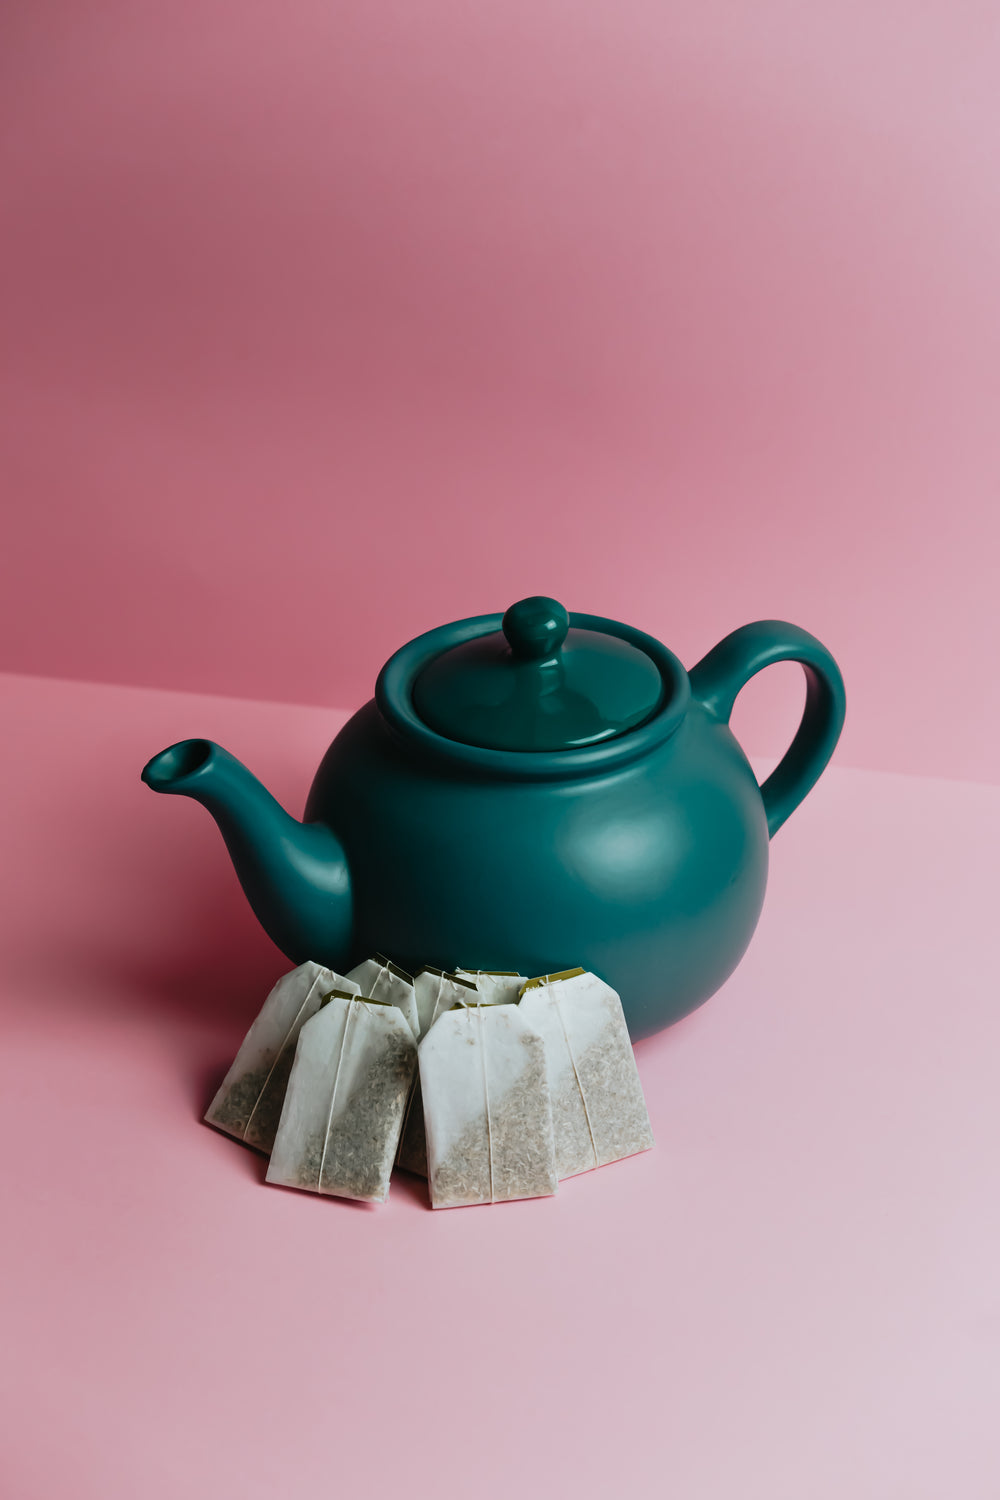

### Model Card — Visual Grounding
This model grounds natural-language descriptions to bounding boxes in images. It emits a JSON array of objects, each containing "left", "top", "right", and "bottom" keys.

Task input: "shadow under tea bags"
[
  {"left": 518, "top": 969, "right": 654, "bottom": 1179},
  {"left": 346, "top": 954, "right": 419, "bottom": 1039},
  {"left": 205, "top": 961, "right": 359, "bottom": 1154},
  {"left": 420, "top": 1003, "right": 557, "bottom": 1209},
  {"left": 266, "top": 992, "right": 417, "bottom": 1203}
]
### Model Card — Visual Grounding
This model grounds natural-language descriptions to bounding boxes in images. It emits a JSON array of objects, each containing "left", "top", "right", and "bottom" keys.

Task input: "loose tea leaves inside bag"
[
  {"left": 205, "top": 961, "right": 359, "bottom": 1154},
  {"left": 346, "top": 954, "right": 420, "bottom": 1039},
  {"left": 518, "top": 968, "right": 654, "bottom": 1179},
  {"left": 455, "top": 970, "right": 527, "bottom": 1006},
  {"left": 420, "top": 1003, "right": 558, "bottom": 1209},
  {"left": 266, "top": 991, "right": 417, "bottom": 1203}
]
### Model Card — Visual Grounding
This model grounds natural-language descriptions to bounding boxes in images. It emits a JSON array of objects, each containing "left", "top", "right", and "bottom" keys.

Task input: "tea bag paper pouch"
[
  {"left": 400, "top": 973, "right": 522, "bottom": 1177},
  {"left": 420, "top": 1004, "right": 558, "bottom": 1209},
  {"left": 425, "top": 968, "right": 500, "bottom": 1033},
  {"left": 266, "top": 991, "right": 417, "bottom": 1203},
  {"left": 346, "top": 955, "right": 419, "bottom": 1040},
  {"left": 396, "top": 969, "right": 479, "bottom": 1177},
  {"left": 518, "top": 969, "right": 654, "bottom": 1180},
  {"left": 205, "top": 962, "right": 360, "bottom": 1154},
  {"left": 413, "top": 967, "right": 477, "bottom": 1040},
  {"left": 455, "top": 970, "right": 527, "bottom": 1006}
]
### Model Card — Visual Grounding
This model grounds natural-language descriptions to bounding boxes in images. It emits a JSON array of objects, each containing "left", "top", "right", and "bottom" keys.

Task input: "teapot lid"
[{"left": 409, "top": 596, "right": 665, "bottom": 752}]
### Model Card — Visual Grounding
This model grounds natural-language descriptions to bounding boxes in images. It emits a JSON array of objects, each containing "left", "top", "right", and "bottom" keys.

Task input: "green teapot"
[{"left": 141, "top": 598, "right": 845, "bottom": 1039}]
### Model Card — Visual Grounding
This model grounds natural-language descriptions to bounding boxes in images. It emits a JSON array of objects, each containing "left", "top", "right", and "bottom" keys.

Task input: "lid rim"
[{"left": 375, "top": 611, "right": 690, "bottom": 781}]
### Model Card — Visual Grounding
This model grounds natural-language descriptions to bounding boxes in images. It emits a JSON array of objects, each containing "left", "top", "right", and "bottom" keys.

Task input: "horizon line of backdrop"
[{"left": 2, "top": 0, "right": 998, "bottom": 784}]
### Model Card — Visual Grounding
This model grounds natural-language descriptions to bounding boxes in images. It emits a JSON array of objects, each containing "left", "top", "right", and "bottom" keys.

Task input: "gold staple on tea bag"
[{"left": 519, "top": 967, "right": 586, "bottom": 992}]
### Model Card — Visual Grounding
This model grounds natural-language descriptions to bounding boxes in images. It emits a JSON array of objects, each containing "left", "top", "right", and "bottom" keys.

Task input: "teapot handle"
[{"left": 688, "top": 621, "right": 846, "bottom": 837}]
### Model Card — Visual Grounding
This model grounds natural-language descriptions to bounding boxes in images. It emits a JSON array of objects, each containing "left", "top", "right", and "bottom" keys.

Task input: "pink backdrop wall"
[{"left": 3, "top": 0, "right": 998, "bottom": 782}]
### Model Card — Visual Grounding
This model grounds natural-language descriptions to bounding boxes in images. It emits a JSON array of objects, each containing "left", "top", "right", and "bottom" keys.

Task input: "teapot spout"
[{"left": 141, "top": 739, "right": 352, "bottom": 968}]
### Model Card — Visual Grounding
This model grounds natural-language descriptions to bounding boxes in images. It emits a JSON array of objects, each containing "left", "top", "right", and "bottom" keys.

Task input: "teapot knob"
[{"left": 502, "top": 597, "right": 570, "bottom": 661}]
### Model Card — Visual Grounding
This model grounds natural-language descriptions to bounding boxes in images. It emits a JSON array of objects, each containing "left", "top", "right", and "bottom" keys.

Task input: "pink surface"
[
  {"left": 2, "top": 2, "right": 999, "bottom": 781},
  {"left": 2, "top": 670, "right": 999, "bottom": 1498}
]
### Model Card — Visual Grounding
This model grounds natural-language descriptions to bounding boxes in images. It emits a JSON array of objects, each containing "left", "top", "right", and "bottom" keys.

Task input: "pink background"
[
  {"left": 3, "top": 6, "right": 1000, "bottom": 1496},
  {"left": 2, "top": 0, "right": 999, "bottom": 781},
  {"left": 3, "top": 673, "right": 1000, "bottom": 1498}
]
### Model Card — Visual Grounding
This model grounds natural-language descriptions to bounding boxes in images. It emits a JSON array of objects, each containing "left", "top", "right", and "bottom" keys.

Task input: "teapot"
[{"left": 141, "top": 598, "right": 845, "bottom": 1039}]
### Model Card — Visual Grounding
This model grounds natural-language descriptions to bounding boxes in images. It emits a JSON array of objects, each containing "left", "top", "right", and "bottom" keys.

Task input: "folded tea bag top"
[
  {"left": 454, "top": 970, "right": 527, "bottom": 1006},
  {"left": 420, "top": 1003, "right": 557, "bottom": 1209},
  {"left": 346, "top": 954, "right": 419, "bottom": 1039},
  {"left": 518, "top": 968, "right": 654, "bottom": 1179},
  {"left": 266, "top": 990, "right": 418, "bottom": 1203},
  {"left": 205, "top": 962, "right": 360, "bottom": 1153},
  {"left": 413, "top": 967, "right": 477, "bottom": 1039},
  {"left": 428, "top": 968, "right": 511, "bottom": 1031}
]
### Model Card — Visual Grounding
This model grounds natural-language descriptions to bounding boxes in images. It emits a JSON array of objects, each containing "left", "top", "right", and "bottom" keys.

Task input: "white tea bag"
[
  {"left": 205, "top": 961, "right": 359, "bottom": 1154},
  {"left": 420, "top": 1003, "right": 558, "bottom": 1209},
  {"left": 346, "top": 954, "right": 419, "bottom": 1039},
  {"left": 518, "top": 968, "right": 654, "bottom": 1179},
  {"left": 427, "top": 969, "right": 492, "bottom": 1032},
  {"left": 396, "top": 968, "right": 479, "bottom": 1177},
  {"left": 404, "top": 974, "right": 532, "bottom": 1179},
  {"left": 413, "top": 966, "right": 477, "bottom": 1040},
  {"left": 455, "top": 970, "right": 527, "bottom": 1005},
  {"left": 266, "top": 991, "right": 417, "bottom": 1203}
]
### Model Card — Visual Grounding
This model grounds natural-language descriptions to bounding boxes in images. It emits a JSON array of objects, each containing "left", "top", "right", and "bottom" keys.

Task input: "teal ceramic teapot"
[{"left": 141, "top": 598, "right": 845, "bottom": 1039}]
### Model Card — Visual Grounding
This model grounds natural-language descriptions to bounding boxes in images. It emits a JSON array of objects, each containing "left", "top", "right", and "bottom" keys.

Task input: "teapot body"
[
  {"left": 306, "top": 697, "right": 769, "bottom": 1040},
  {"left": 143, "top": 609, "right": 843, "bottom": 1039}
]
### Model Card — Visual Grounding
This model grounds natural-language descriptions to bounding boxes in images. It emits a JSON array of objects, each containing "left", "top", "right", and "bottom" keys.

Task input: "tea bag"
[
  {"left": 205, "top": 961, "right": 359, "bottom": 1154},
  {"left": 455, "top": 970, "right": 527, "bottom": 1005},
  {"left": 413, "top": 966, "right": 477, "bottom": 1039},
  {"left": 426, "top": 968, "right": 490, "bottom": 1031},
  {"left": 518, "top": 968, "right": 654, "bottom": 1179},
  {"left": 266, "top": 991, "right": 417, "bottom": 1203},
  {"left": 396, "top": 968, "right": 479, "bottom": 1177},
  {"left": 346, "top": 954, "right": 419, "bottom": 1039},
  {"left": 420, "top": 1003, "right": 558, "bottom": 1208}
]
